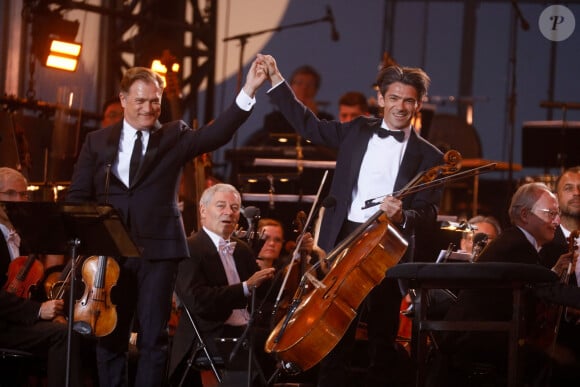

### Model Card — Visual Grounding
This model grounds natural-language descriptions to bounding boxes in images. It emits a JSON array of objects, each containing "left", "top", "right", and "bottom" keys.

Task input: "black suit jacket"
[
  {"left": 539, "top": 225, "right": 576, "bottom": 284},
  {"left": 67, "top": 102, "right": 251, "bottom": 260},
  {"left": 268, "top": 82, "right": 444, "bottom": 258},
  {"left": 169, "top": 229, "right": 259, "bottom": 376}
]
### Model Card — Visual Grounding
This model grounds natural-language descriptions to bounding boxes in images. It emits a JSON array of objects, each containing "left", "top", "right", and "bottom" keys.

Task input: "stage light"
[
  {"left": 45, "top": 39, "right": 82, "bottom": 72},
  {"left": 151, "top": 58, "right": 180, "bottom": 88},
  {"left": 31, "top": 7, "right": 81, "bottom": 72}
]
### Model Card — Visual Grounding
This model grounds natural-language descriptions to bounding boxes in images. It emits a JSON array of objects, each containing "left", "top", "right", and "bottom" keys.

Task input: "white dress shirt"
[
  {"left": 204, "top": 227, "right": 250, "bottom": 326},
  {"left": 348, "top": 124, "right": 410, "bottom": 223}
]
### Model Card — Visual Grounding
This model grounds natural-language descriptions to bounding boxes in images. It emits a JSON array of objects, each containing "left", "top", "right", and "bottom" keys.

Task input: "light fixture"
[
  {"left": 30, "top": 6, "right": 82, "bottom": 72},
  {"left": 151, "top": 58, "right": 180, "bottom": 88},
  {"left": 45, "top": 39, "right": 82, "bottom": 72}
]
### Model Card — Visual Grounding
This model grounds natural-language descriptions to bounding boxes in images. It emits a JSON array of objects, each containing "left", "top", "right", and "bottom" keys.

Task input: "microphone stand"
[
  {"left": 65, "top": 238, "right": 80, "bottom": 387},
  {"left": 223, "top": 9, "right": 333, "bottom": 149},
  {"left": 506, "top": 0, "right": 528, "bottom": 195}
]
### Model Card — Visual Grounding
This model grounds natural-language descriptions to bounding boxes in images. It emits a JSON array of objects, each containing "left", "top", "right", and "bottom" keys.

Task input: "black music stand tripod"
[{"left": 0, "top": 201, "right": 140, "bottom": 387}]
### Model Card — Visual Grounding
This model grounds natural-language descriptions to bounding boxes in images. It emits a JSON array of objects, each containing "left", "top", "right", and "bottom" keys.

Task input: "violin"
[
  {"left": 73, "top": 255, "right": 119, "bottom": 337},
  {"left": 3, "top": 254, "right": 44, "bottom": 299},
  {"left": 265, "top": 150, "right": 474, "bottom": 372}
]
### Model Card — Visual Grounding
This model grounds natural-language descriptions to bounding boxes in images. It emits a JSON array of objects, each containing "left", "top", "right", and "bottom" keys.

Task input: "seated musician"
[
  {"left": 0, "top": 167, "right": 83, "bottom": 386},
  {"left": 458, "top": 214, "right": 501, "bottom": 254},
  {"left": 168, "top": 184, "right": 275, "bottom": 387},
  {"left": 538, "top": 166, "right": 580, "bottom": 385},
  {"left": 432, "top": 182, "right": 580, "bottom": 386}
]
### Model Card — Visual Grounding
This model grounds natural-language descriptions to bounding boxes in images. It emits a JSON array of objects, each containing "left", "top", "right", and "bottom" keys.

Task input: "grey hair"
[
  {"left": 199, "top": 183, "right": 241, "bottom": 207},
  {"left": 508, "top": 182, "right": 552, "bottom": 224}
]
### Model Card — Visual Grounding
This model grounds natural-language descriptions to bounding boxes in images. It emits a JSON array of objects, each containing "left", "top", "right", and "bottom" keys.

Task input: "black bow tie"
[{"left": 376, "top": 128, "right": 405, "bottom": 142}]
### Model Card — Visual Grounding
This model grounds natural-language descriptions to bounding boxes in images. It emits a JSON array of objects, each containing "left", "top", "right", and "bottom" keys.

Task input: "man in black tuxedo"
[
  {"left": 169, "top": 183, "right": 275, "bottom": 386},
  {"left": 259, "top": 54, "right": 444, "bottom": 386},
  {"left": 67, "top": 61, "right": 268, "bottom": 386}
]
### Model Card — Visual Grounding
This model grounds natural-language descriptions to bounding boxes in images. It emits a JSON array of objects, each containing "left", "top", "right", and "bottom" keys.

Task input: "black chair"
[
  {"left": 177, "top": 305, "right": 224, "bottom": 387},
  {"left": 0, "top": 348, "right": 41, "bottom": 386}
]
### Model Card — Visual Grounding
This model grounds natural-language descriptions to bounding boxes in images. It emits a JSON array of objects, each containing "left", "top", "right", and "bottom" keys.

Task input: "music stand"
[
  {"left": 0, "top": 201, "right": 140, "bottom": 387},
  {"left": 522, "top": 120, "right": 580, "bottom": 170}
]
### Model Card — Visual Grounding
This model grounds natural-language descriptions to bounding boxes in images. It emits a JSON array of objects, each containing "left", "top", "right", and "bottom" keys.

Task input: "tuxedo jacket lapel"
[{"left": 394, "top": 130, "right": 423, "bottom": 192}]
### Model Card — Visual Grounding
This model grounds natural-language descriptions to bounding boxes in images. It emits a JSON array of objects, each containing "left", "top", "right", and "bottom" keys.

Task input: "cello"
[{"left": 265, "top": 150, "right": 468, "bottom": 372}]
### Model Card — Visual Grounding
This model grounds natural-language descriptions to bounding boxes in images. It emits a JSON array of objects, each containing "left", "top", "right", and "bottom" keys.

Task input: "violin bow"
[{"left": 271, "top": 170, "right": 329, "bottom": 328}]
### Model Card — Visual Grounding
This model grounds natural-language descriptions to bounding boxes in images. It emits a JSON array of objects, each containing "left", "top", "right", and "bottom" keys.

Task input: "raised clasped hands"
[
  {"left": 256, "top": 53, "right": 284, "bottom": 86},
  {"left": 243, "top": 56, "right": 270, "bottom": 97}
]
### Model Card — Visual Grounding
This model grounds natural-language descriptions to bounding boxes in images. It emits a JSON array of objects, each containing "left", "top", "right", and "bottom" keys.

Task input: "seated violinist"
[
  {"left": 168, "top": 184, "right": 276, "bottom": 387},
  {"left": 0, "top": 167, "right": 83, "bottom": 386},
  {"left": 253, "top": 217, "right": 319, "bottom": 327},
  {"left": 431, "top": 182, "right": 580, "bottom": 386},
  {"left": 538, "top": 166, "right": 580, "bottom": 385}
]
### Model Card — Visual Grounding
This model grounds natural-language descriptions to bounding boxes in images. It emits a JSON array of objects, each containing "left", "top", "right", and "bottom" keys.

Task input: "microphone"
[
  {"left": 325, "top": 6, "right": 340, "bottom": 42},
  {"left": 240, "top": 206, "right": 266, "bottom": 255},
  {"left": 241, "top": 206, "right": 260, "bottom": 238},
  {"left": 252, "top": 231, "right": 267, "bottom": 257}
]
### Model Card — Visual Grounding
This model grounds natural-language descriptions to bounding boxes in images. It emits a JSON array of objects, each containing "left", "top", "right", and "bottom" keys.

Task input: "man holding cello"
[{"left": 259, "top": 54, "right": 444, "bottom": 386}]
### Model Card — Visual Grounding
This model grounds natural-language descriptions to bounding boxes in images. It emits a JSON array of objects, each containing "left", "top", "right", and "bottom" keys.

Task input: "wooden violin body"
[
  {"left": 74, "top": 255, "right": 119, "bottom": 337},
  {"left": 265, "top": 215, "right": 407, "bottom": 372},
  {"left": 3, "top": 255, "right": 44, "bottom": 299}
]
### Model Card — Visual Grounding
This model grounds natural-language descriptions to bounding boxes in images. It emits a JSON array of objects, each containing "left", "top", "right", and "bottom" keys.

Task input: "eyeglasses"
[
  {"left": 0, "top": 190, "right": 29, "bottom": 199},
  {"left": 532, "top": 208, "right": 561, "bottom": 220}
]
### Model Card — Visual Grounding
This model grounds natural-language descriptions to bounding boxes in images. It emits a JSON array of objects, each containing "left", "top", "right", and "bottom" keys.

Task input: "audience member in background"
[{"left": 338, "top": 91, "right": 371, "bottom": 123}]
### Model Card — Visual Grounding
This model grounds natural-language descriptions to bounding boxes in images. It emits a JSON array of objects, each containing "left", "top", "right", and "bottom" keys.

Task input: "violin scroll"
[{"left": 420, "top": 150, "right": 462, "bottom": 184}]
